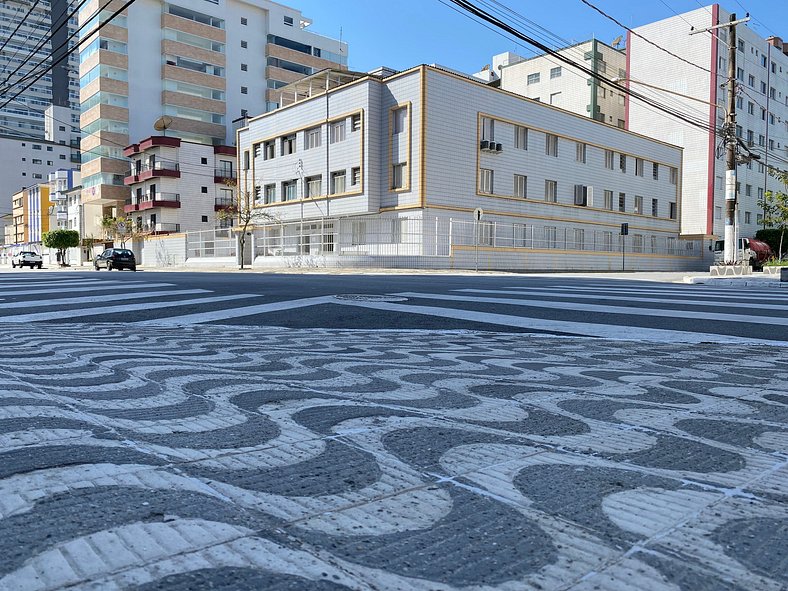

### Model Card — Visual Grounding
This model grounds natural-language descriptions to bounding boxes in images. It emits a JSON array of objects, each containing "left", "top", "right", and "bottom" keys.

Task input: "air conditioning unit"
[
  {"left": 480, "top": 140, "right": 490, "bottom": 150},
  {"left": 495, "top": 143, "right": 503, "bottom": 152}
]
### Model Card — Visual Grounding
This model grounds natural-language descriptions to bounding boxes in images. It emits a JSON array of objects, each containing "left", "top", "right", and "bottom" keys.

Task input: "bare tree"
[
  {"left": 216, "top": 182, "right": 278, "bottom": 270},
  {"left": 100, "top": 215, "right": 139, "bottom": 248}
]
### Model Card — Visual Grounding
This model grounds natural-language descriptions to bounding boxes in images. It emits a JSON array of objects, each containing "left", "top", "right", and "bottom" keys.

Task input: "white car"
[{"left": 11, "top": 251, "right": 43, "bottom": 269}]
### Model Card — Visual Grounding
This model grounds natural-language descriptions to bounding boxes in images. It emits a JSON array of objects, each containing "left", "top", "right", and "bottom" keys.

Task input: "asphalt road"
[{"left": 1, "top": 269, "right": 787, "bottom": 343}]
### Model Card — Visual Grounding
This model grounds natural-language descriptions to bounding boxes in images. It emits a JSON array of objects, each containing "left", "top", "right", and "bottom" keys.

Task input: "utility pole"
[{"left": 692, "top": 13, "right": 750, "bottom": 265}]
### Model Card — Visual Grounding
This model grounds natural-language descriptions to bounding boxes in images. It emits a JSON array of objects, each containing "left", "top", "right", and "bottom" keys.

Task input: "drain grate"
[{"left": 334, "top": 294, "right": 408, "bottom": 302}]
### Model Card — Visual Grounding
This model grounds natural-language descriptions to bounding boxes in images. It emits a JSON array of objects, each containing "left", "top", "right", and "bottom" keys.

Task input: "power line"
[
  {"left": 0, "top": 0, "right": 138, "bottom": 113},
  {"left": 445, "top": 0, "right": 719, "bottom": 134}
]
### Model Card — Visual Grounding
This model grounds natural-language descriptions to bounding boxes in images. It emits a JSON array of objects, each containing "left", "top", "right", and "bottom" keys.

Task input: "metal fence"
[{"left": 182, "top": 214, "right": 703, "bottom": 269}]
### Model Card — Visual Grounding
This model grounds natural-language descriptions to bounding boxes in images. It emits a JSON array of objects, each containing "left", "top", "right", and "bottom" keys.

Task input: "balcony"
[
  {"left": 138, "top": 222, "right": 181, "bottom": 235},
  {"left": 124, "top": 159, "right": 181, "bottom": 185},
  {"left": 214, "top": 196, "right": 235, "bottom": 211},
  {"left": 56, "top": 211, "right": 68, "bottom": 221},
  {"left": 70, "top": 153, "right": 81, "bottom": 164},
  {"left": 214, "top": 168, "right": 236, "bottom": 184},
  {"left": 124, "top": 193, "right": 181, "bottom": 212}
]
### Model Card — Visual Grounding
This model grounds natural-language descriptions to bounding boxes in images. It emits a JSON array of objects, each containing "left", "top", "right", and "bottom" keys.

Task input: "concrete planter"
[{"left": 762, "top": 265, "right": 788, "bottom": 276}]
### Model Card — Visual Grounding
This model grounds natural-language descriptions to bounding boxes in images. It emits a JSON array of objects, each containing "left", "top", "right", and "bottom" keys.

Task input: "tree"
[
  {"left": 216, "top": 181, "right": 278, "bottom": 270},
  {"left": 100, "top": 215, "right": 136, "bottom": 247},
  {"left": 42, "top": 229, "right": 80, "bottom": 266},
  {"left": 758, "top": 168, "right": 788, "bottom": 260}
]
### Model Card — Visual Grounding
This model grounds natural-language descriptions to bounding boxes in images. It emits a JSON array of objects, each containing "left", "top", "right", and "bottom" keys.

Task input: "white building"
[
  {"left": 628, "top": 4, "right": 788, "bottom": 239},
  {"left": 497, "top": 40, "right": 628, "bottom": 127},
  {"left": 77, "top": 0, "right": 348, "bottom": 229},
  {"left": 236, "top": 66, "right": 701, "bottom": 271},
  {"left": 122, "top": 136, "right": 236, "bottom": 234},
  {"left": 49, "top": 169, "right": 82, "bottom": 231}
]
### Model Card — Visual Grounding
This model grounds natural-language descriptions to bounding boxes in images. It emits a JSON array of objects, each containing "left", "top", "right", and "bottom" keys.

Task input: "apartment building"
[
  {"left": 496, "top": 40, "right": 627, "bottom": 127},
  {"left": 8, "top": 183, "right": 52, "bottom": 247},
  {"left": 237, "top": 66, "right": 700, "bottom": 271},
  {"left": 48, "top": 169, "right": 81, "bottom": 230},
  {"left": 0, "top": 0, "right": 80, "bottom": 139},
  {"left": 77, "top": 0, "right": 347, "bottom": 236},
  {"left": 122, "top": 136, "right": 236, "bottom": 234},
  {"left": 628, "top": 4, "right": 788, "bottom": 239}
]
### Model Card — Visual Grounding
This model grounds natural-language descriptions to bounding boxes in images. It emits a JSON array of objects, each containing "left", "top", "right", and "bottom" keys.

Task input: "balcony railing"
[
  {"left": 214, "top": 196, "right": 234, "bottom": 211},
  {"left": 124, "top": 159, "right": 181, "bottom": 184},
  {"left": 124, "top": 193, "right": 181, "bottom": 212},
  {"left": 214, "top": 168, "right": 236, "bottom": 183},
  {"left": 138, "top": 222, "right": 181, "bottom": 235}
]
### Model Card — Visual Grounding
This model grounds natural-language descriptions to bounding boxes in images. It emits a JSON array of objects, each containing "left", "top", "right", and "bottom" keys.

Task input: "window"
[
  {"left": 576, "top": 142, "right": 586, "bottom": 163},
  {"left": 748, "top": 74, "right": 755, "bottom": 87},
  {"left": 544, "top": 179, "right": 557, "bottom": 202},
  {"left": 241, "top": 40, "right": 247, "bottom": 48},
  {"left": 669, "top": 202, "right": 677, "bottom": 219},
  {"left": 651, "top": 198, "right": 658, "bottom": 217},
  {"left": 745, "top": 184, "right": 752, "bottom": 197},
  {"left": 545, "top": 226, "right": 557, "bottom": 249},
  {"left": 351, "top": 113, "right": 361, "bottom": 131},
  {"left": 201, "top": 186, "right": 208, "bottom": 194},
  {"left": 635, "top": 158, "right": 644, "bottom": 176},
  {"left": 634, "top": 195, "right": 643, "bottom": 214},
  {"left": 351, "top": 167, "right": 361, "bottom": 186},
  {"left": 392, "top": 163, "right": 406, "bottom": 189},
  {"left": 514, "top": 174, "right": 527, "bottom": 198},
  {"left": 652, "top": 162, "right": 659, "bottom": 180},
  {"left": 604, "top": 189, "right": 613, "bottom": 210},
  {"left": 618, "top": 193, "right": 626, "bottom": 212},
  {"left": 738, "top": 39, "right": 744, "bottom": 52},
  {"left": 241, "top": 63, "right": 247, "bottom": 71},
  {"left": 480, "top": 168, "right": 494, "bottom": 194},
  {"left": 573, "top": 229, "right": 585, "bottom": 250},
  {"left": 619, "top": 154, "right": 626, "bottom": 173},
  {"left": 241, "top": 17, "right": 247, "bottom": 25},
  {"left": 330, "top": 170, "right": 346, "bottom": 194},
  {"left": 574, "top": 184, "right": 588, "bottom": 206},
  {"left": 32, "top": 158, "right": 42, "bottom": 164},
  {"left": 481, "top": 117, "right": 494, "bottom": 141},
  {"left": 605, "top": 149, "right": 614, "bottom": 170},
  {"left": 545, "top": 133, "right": 558, "bottom": 157},
  {"left": 669, "top": 167, "right": 678, "bottom": 185},
  {"left": 59, "top": 155, "right": 66, "bottom": 160},
  {"left": 281, "top": 133, "right": 296, "bottom": 155},
  {"left": 305, "top": 126, "right": 321, "bottom": 149},
  {"left": 201, "top": 157, "right": 208, "bottom": 165},
  {"left": 264, "top": 140, "right": 275, "bottom": 160},
  {"left": 527, "top": 72, "right": 540, "bottom": 84},
  {"left": 745, "top": 211, "right": 751, "bottom": 224},
  {"left": 550, "top": 66, "right": 561, "bottom": 79},
  {"left": 32, "top": 144, "right": 41, "bottom": 150},
  {"left": 550, "top": 92, "right": 561, "bottom": 105},
  {"left": 264, "top": 184, "right": 276, "bottom": 204},
  {"left": 240, "top": 86, "right": 247, "bottom": 94},
  {"left": 305, "top": 175, "right": 322, "bottom": 197},
  {"left": 330, "top": 120, "right": 346, "bottom": 143},
  {"left": 283, "top": 180, "right": 297, "bottom": 201},
  {"left": 633, "top": 234, "right": 644, "bottom": 253},
  {"left": 59, "top": 125, "right": 66, "bottom": 131},
  {"left": 393, "top": 107, "right": 407, "bottom": 134},
  {"left": 284, "top": 15, "right": 293, "bottom": 26},
  {"left": 514, "top": 125, "right": 528, "bottom": 150},
  {"left": 201, "top": 215, "right": 209, "bottom": 223}
]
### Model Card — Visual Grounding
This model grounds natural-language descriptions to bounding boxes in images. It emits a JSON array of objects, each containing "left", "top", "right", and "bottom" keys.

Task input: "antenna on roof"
[{"left": 612, "top": 35, "right": 623, "bottom": 48}]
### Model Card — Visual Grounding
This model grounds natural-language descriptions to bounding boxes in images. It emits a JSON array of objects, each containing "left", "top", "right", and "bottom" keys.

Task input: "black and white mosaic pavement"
[{"left": 0, "top": 324, "right": 787, "bottom": 590}]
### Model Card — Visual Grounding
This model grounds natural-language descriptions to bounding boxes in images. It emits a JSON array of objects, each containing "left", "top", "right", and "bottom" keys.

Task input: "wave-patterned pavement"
[{"left": 0, "top": 323, "right": 787, "bottom": 590}]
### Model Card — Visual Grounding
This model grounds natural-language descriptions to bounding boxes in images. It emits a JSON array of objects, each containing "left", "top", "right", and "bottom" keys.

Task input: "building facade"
[
  {"left": 122, "top": 136, "right": 236, "bottom": 234},
  {"left": 0, "top": 0, "right": 80, "bottom": 139},
  {"left": 77, "top": 0, "right": 347, "bottom": 233},
  {"left": 497, "top": 40, "right": 627, "bottom": 127},
  {"left": 628, "top": 4, "right": 788, "bottom": 239},
  {"left": 49, "top": 169, "right": 81, "bottom": 231},
  {"left": 236, "top": 66, "right": 700, "bottom": 271}
]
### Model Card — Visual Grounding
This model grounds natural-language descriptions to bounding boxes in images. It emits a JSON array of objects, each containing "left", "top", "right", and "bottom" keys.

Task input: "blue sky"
[{"left": 294, "top": 1, "right": 788, "bottom": 73}]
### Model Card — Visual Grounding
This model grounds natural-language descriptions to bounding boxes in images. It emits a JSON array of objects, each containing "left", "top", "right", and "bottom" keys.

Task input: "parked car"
[
  {"left": 94, "top": 248, "right": 136, "bottom": 271},
  {"left": 11, "top": 251, "right": 43, "bottom": 269},
  {"left": 713, "top": 237, "right": 773, "bottom": 269}
]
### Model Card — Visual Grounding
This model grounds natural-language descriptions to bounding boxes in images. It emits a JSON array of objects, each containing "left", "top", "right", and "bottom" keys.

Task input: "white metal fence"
[{"left": 182, "top": 214, "right": 704, "bottom": 270}]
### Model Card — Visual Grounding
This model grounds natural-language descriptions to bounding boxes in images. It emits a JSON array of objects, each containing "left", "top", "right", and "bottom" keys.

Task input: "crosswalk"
[{"left": 1, "top": 271, "right": 787, "bottom": 344}]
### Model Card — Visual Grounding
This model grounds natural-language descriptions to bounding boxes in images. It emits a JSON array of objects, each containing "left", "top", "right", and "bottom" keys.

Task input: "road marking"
[
  {"left": 333, "top": 299, "right": 788, "bottom": 345},
  {"left": 0, "top": 279, "right": 106, "bottom": 289},
  {"left": 0, "top": 282, "right": 176, "bottom": 297},
  {"left": 0, "top": 294, "right": 260, "bottom": 323},
  {"left": 393, "top": 292, "right": 788, "bottom": 327},
  {"left": 0, "top": 289, "right": 210, "bottom": 310},
  {"left": 457, "top": 288, "right": 788, "bottom": 311},
  {"left": 136, "top": 296, "right": 337, "bottom": 326},
  {"left": 527, "top": 284, "right": 788, "bottom": 301}
]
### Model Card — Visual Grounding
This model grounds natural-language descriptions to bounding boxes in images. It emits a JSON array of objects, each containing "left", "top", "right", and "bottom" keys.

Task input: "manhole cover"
[{"left": 334, "top": 294, "right": 408, "bottom": 302}]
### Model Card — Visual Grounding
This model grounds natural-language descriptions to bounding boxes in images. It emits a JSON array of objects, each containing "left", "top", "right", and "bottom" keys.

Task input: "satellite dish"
[
  {"left": 153, "top": 116, "right": 173, "bottom": 134},
  {"left": 612, "top": 35, "right": 623, "bottom": 48}
]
